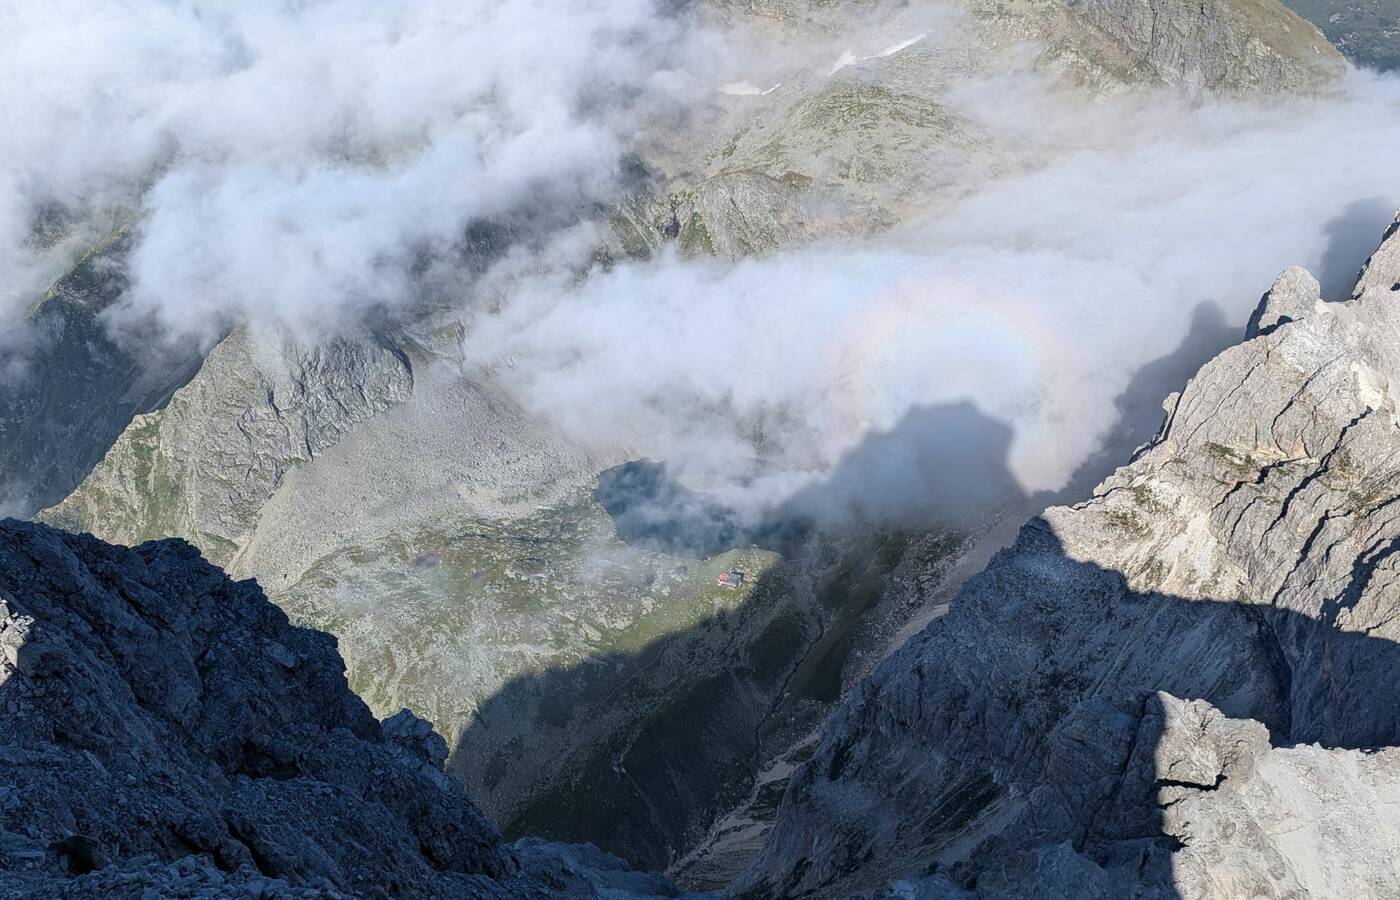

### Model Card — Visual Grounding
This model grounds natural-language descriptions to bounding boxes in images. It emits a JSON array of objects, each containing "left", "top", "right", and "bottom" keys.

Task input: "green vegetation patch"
[
  {"left": 279, "top": 491, "right": 783, "bottom": 736},
  {"left": 678, "top": 210, "right": 715, "bottom": 256}
]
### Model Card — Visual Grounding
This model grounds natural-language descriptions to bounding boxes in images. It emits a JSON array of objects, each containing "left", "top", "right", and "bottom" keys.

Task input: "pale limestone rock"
[{"left": 739, "top": 216, "right": 1400, "bottom": 898}]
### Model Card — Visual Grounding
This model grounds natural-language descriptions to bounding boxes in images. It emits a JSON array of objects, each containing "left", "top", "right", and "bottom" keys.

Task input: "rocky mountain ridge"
[
  {"left": 0, "top": 230, "right": 203, "bottom": 519},
  {"left": 7, "top": 212, "right": 1400, "bottom": 898},
  {"left": 736, "top": 214, "right": 1400, "bottom": 897},
  {"left": 40, "top": 324, "right": 416, "bottom": 563}
]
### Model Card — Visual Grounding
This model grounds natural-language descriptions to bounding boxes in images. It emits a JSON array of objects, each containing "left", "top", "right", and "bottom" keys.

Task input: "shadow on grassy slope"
[{"left": 447, "top": 297, "right": 1273, "bottom": 879}]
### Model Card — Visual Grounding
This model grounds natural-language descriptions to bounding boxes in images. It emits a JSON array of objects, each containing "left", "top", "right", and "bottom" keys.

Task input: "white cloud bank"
[
  {"left": 0, "top": 0, "right": 719, "bottom": 338},
  {"left": 5, "top": 0, "right": 1400, "bottom": 527},
  {"left": 466, "top": 71, "right": 1400, "bottom": 522}
]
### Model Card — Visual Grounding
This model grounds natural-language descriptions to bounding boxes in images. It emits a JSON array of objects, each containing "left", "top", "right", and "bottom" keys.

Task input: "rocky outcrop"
[
  {"left": 40, "top": 325, "right": 414, "bottom": 565},
  {"left": 1052, "top": 0, "right": 1341, "bottom": 94},
  {"left": 877, "top": 693, "right": 1400, "bottom": 899},
  {"left": 738, "top": 215, "right": 1400, "bottom": 898},
  {"left": 0, "top": 518, "right": 701, "bottom": 898},
  {"left": 1138, "top": 694, "right": 1400, "bottom": 899}
]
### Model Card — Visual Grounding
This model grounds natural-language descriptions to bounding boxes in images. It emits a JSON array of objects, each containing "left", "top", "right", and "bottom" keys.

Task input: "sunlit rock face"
[{"left": 739, "top": 218, "right": 1400, "bottom": 898}]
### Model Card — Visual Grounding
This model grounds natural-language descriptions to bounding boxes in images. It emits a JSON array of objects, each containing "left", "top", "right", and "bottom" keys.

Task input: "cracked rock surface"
[
  {"left": 739, "top": 216, "right": 1400, "bottom": 898},
  {"left": 40, "top": 325, "right": 415, "bottom": 565},
  {"left": 0, "top": 518, "right": 703, "bottom": 898}
]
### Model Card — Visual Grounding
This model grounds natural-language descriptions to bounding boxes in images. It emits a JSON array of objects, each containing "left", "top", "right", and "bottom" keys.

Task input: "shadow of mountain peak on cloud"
[
  {"left": 454, "top": 312, "right": 1261, "bottom": 885},
  {"left": 595, "top": 295, "right": 1248, "bottom": 564},
  {"left": 450, "top": 238, "right": 1399, "bottom": 890},
  {"left": 777, "top": 401, "right": 1024, "bottom": 531},
  {"left": 592, "top": 400, "right": 1026, "bottom": 561},
  {"left": 453, "top": 400, "right": 1035, "bottom": 880}
]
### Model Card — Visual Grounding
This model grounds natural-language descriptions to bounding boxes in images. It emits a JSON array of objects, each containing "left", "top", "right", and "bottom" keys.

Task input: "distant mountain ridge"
[{"left": 1284, "top": 0, "right": 1400, "bottom": 69}]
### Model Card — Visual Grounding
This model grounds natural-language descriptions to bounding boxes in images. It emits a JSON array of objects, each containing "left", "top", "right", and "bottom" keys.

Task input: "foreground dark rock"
[{"left": 0, "top": 518, "right": 699, "bottom": 898}]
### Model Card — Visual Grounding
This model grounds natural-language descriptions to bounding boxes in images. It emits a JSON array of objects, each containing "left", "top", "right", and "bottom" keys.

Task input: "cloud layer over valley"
[
  {"left": 0, "top": 0, "right": 722, "bottom": 338},
  {"left": 5, "top": 0, "right": 1400, "bottom": 528},
  {"left": 466, "top": 72, "right": 1400, "bottom": 523}
]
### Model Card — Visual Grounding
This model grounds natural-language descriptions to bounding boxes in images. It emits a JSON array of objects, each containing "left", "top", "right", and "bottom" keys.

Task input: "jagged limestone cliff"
[{"left": 738, "top": 216, "right": 1400, "bottom": 898}]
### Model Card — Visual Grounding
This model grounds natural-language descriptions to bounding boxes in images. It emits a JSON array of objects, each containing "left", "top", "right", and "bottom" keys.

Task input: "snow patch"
[
  {"left": 876, "top": 33, "right": 928, "bottom": 58},
  {"left": 719, "top": 81, "right": 782, "bottom": 96},
  {"left": 829, "top": 32, "right": 927, "bottom": 75},
  {"left": 828, "top": 50, "right": 860, "bottom": 76}
]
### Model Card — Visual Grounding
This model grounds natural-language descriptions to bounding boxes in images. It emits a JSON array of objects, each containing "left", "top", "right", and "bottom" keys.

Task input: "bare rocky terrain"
[
  {"left": 0, "top": 517, "right": 704, "bottom": 898},
  {"left": 7, "top": 216, "right": 1400, "bottom": 897},
  {"left": 737, "top": 215, "right": 1400, "bottom": 898},
  {"left": 0, "top": 0, "right": 1372, "bottom": 894}
]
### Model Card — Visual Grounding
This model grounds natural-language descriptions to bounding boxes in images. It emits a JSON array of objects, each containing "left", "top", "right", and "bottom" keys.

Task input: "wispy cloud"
[{"left": 1, "top": 0, "right": 723, "bottom": 339}]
